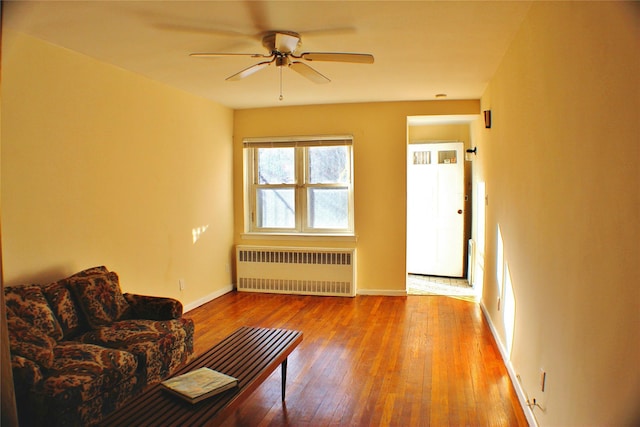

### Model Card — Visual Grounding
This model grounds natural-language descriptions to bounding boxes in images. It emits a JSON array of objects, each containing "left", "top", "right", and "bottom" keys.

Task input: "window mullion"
[
  {"left": 296, "top": 147, "right": 306, "bottom": 232},
  {"left": 249, "top": 149, "right": 258, "bottom": 230},
  {"left": 302, "top": 147, "right": 315, "bottom": 233}
]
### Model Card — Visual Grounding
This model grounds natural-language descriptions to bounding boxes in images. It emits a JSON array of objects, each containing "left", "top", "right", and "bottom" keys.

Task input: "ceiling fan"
[{"left": 190, "top": 30, "right": 374, "bottom": 90}]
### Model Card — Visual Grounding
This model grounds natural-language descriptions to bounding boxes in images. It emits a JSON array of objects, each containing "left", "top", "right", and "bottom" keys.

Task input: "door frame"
[{"left": 405, "top": 115, "right": 478, "bottom": 286}]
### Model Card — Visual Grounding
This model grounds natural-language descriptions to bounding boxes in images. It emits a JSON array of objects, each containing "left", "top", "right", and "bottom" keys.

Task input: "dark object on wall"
[
  {"left": 465, "top": 147, "right": 477, "bottom": 161},
  {"left": 484, "top": 110, "right": 492, "bottom": 128}
]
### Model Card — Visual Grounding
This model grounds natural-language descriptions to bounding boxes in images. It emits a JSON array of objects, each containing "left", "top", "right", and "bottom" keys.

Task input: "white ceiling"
[{"left": 3, "top": 1, "right": 532, "bottom": 110}]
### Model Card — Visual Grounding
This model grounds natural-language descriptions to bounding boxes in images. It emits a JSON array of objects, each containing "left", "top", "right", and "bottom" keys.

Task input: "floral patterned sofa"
[{"left": 5, "top": 266, "right": 195, "bottom": 427}]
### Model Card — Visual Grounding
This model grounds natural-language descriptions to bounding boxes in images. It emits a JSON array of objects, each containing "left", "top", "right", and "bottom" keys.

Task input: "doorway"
[{"left": 405, "top": 115, "right": 477, "bottom": 297}]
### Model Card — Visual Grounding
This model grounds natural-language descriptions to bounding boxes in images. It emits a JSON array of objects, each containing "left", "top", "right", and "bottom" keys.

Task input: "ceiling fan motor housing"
[
  {"left": 275, "top": 56, "right": 289, "bottom": 67},
  {"left": 262, "top": 31, "right": 301, "bottom": 55}
]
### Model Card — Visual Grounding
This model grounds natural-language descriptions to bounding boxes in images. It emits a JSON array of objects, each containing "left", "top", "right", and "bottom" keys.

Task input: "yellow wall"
[
  {"left": 408, "top": 123, "right": 470, "bottom": 144},
  {"left": 233, "top": 101, "right": 479, "bottom": 293},
  {"left": 1, "top": 31, "right": 235, "bottom": 307},
  {"left": 475, "top": 2, "right": 639, "bottom": 425}
]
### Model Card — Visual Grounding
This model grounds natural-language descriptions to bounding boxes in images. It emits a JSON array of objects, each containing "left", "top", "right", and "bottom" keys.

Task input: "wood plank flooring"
[{"left": 186, "top": 292, "right": 528, "bottom": 426}]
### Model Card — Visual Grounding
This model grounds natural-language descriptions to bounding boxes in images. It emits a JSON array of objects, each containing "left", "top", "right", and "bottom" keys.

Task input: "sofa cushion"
[
  {"left": 4, "top": 284, "right": 64, "bottom": 341},
  {"left": 6, "top": 309, "right": 56, "bottom": 368},
  {"left": 79, "top": 318, "right": 194, "bottom": 385},
  {"left": 43, "top": 342, "right": 138, "bottom": 404},
  {"left": 42, "top": 281, "right": 85, "bottom": 339},
  {"left": 68, "top": 271, "right": 132, "bottom": 329}
]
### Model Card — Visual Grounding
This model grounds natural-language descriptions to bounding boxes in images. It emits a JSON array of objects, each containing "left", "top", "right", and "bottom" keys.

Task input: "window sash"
[
  {"left": 245, "top": 136, "right": 354, "bottom": 234},
  {"left": 243, "top": 135, "right": 353, "bottom": 148}
]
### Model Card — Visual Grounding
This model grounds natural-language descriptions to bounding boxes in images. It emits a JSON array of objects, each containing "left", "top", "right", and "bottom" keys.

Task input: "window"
[{"left": 244, "top": 135, "right": 354, "bottom": 235}]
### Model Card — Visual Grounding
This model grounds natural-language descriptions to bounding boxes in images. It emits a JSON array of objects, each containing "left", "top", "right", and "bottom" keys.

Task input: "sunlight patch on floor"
[{"left": 407, "top": 274, "right": 479, "bottom": 302}]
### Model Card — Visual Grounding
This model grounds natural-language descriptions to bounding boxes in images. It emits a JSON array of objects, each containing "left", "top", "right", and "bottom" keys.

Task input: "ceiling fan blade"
[
  {"left": 245, "top": 1, "right": 270, "bottom": 33},
  {"left": 154, "top": 22, "right": 250, "bottom": 38},
  {"left": 300, "top": 52, "right": 374, "bottom": 64},
  {"left": 297, "top": 27, "right": 357, "bottom": 38},
  {"left": 190, "top": 52, "right": 266, "bottom": 58},
  {"left": 289, "top": 62, "right": 330, "bottom": 84},
  {"left": 226, "top": 60, "right": 273, "bottom": 81}
]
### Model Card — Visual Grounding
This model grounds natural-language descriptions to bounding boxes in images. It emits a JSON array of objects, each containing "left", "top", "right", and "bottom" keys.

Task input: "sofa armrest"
[
  {"left": 123, "top": 293, "right": 184, "bottom": 320},
  {"left": 11, "top": 355, "right": 44, "bottom": 397}
]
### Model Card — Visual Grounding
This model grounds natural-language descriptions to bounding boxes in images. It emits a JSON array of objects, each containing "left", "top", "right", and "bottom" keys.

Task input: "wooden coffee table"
[{"left": 99, "top": 326, "right": 303, "bottom": 427}]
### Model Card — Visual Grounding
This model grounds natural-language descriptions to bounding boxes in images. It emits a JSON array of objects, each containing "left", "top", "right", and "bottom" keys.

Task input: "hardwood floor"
[{"left": 187, "top": 292, "right": 528, "bottom": 426}]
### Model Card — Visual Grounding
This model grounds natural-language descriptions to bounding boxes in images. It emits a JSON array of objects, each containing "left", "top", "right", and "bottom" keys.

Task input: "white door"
[{"left": 407, "top": 142, "right": 465, "bottom": 277}]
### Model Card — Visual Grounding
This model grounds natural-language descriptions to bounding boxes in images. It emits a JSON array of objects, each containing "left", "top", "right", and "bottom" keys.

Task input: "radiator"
[
  {"left": 467, "top": 239, "right": 476, "bottom": 286},
  {"left": 236, "top": 246, "right": 357, "bottom": 297}
]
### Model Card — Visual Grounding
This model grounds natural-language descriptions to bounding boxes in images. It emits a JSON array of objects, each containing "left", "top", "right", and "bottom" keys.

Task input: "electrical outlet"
[
  {"left": 179, "top": 279, "right": 185, "bottom": 291},
  {"left": 225, "top": 263, "right": 230, "bottom": 273},
  {"left": 540, "top": 369, "right": 547, "bottom": 392}
]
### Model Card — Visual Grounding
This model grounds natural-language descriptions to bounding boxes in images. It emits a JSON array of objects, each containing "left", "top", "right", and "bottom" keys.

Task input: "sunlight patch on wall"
[
  {"left": 504, "top": 262, "right": 516, "bottom": 356},
  {"left": 497, "top": 225, "right": 504, "bottom": 308},
  {"left": 496, "top": 224, "right": 516, "bottom": 357},
  {"left": 192, "top": 225, "right": 209, "bottom": 244}
]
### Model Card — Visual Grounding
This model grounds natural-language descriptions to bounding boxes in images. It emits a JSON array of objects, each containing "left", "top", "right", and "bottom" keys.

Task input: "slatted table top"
[{"left": 99, "top": 326, "right": 303, "bottom": 427}]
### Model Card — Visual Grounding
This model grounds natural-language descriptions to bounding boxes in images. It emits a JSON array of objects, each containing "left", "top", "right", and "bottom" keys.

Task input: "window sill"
[{"left": 241, "top": 233, "right": 358, "bottom": 243}]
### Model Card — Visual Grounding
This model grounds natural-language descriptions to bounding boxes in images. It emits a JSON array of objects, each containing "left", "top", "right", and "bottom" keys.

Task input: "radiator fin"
[
  {"left": 238, "top": 278, "right": 352, "bottom": 296},
  {"left": 238, "top": 249, "right": 352, "bottom": 265}
]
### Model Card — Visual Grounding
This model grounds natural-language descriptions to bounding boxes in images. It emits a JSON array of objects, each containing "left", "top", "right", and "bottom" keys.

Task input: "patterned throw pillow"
[
  {"left": 42, "top": 282, "right": 84, "bottom": 338},
  {"left": 6, "top": 309, "right": 56, "bottom": 368},
  {"left": 4, "top": 284, "right": 64, "bottom": 341},
  {"left": 68, "top": 271, "right": 132, "bottom": 329},
  {"left": 41, "top": 267, "right": 110, "bottom": 338},
  {"left": 64, "top": 266, "right": 109, "bottom": 280}
]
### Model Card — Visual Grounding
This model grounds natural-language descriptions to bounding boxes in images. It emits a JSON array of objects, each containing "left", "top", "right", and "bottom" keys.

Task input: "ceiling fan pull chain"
[{"left": 279, "top": 64, "right": 284, "bottom": 101}]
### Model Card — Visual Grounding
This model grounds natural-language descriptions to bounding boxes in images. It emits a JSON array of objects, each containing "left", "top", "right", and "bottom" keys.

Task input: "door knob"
[{"left": 457, "top": 209, "right": 463, "bottom": 214}]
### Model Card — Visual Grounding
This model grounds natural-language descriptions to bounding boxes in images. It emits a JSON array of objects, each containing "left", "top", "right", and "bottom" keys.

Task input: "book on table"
[{"left": 161, "top": 367, "right": 238, "bottom": 404}]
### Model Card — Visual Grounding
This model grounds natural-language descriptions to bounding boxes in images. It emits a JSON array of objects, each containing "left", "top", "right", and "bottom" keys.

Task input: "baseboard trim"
[
  {"left": 356, "top": 289, "right": 407, "bottom": 297},
  {"left": 183, "top": 285, "right": 234, "bottom": 313},
  {"left": 480, "top": 302, "right": 538, "bottom": 427}
]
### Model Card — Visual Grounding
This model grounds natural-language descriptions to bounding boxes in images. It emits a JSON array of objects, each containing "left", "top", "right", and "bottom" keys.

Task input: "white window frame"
[{"left": 243, "top": 135, "right": 355, "bottom": 236}]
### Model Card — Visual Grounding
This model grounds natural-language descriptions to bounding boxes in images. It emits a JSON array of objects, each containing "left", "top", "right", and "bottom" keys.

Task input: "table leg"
[{"left": 281, "top": 358, "right": 288, "bottom": 402}]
